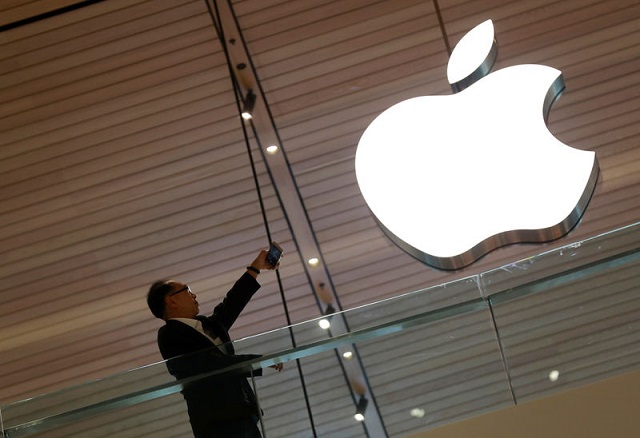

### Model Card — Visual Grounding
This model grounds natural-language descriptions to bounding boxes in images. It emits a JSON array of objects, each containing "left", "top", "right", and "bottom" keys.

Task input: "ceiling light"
[
  {"left": 549, "top": 370, "right": 560, "bottom": 382},
  {"left": 241, "top": 90, "right": 256, "bottom": 120},
  {"left": 318, "top": 304, "right": 335, "bottom": 329},
  {"left": 308, "top": 257, "right": 319, "bottom": 266},
  {"left": 354, "top": 395, "right": 368, "bottom": 422},
  {"left": 410, "top": 408, "right": 425, "bottom": 418},
  {"left": 266, "top": 145, "right": 279, "bottom": 154},
  {"left": 343, "top": 351, "right": 353, "bottom": 360}
]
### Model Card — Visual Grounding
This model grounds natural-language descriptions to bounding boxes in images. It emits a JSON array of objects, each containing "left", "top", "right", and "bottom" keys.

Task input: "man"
[{"left": 147, "top": 249, "right": 281, "bottom": 438}]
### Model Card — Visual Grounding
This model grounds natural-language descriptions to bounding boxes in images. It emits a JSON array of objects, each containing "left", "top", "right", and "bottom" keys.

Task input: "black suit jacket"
[{"left": 157, "top": 273, "right": 263, "bottom": 433}]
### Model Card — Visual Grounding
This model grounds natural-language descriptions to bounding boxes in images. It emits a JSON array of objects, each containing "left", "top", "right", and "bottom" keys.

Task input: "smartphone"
[{"left": 266, "top": 241, "right": 283, "bottom": 266}]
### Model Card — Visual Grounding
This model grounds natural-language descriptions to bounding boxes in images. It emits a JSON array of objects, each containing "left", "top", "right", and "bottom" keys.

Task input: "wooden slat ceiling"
[{"left": 1, "top": 0, "right": 639, "bottom": 436}]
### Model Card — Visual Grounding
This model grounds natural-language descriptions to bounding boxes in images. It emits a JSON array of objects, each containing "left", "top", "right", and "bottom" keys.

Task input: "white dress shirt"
[{"left": 171, "top": 318, "right": 225, "bottom": 349}]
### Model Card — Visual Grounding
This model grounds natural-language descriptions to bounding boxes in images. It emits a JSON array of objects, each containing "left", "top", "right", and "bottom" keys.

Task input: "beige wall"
[{"left": 409, "top": 369, "right": 640, "bottom": 438}]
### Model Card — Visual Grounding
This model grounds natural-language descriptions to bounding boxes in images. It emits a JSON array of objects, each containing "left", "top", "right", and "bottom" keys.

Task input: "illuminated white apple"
[{"left": 355, "top": 20, "right": 598, "bottom": 270}]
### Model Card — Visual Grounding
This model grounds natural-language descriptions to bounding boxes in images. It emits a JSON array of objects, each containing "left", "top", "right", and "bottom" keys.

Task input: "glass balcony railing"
[{"left": 2, "top": 221, "right": 639, "bottom": 438}]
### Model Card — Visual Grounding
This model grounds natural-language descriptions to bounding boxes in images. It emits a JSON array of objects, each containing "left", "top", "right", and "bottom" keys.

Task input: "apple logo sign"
[{"left": 355, "top": 20, "right": 599, "bottom": 270}]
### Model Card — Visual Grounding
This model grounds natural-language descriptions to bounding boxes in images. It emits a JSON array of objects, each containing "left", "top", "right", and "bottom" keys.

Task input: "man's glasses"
[{"left": 169, "top": 285, "right": 191, "bottom": 296}]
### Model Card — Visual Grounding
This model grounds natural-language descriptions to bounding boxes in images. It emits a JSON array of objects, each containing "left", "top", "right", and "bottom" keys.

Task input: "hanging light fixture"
[
  {"left": 354, "top": 395, "right": 368, "bottom": 422},
  {"left": 318, "top": 304, "right": 335, "bottom": 329},
  {"left": 241, "top": 90, "right": 256, "bottom": 120}
]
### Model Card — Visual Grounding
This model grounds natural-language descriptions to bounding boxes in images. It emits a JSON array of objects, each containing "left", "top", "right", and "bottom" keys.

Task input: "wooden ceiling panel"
[{"left": 1, "top": 0, "right": 639, "bottom": 437}]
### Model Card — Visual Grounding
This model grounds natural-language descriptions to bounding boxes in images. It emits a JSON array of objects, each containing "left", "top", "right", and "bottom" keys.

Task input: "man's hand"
[{"left": 247, "top": 249, "right": 281, "bottom": 278}]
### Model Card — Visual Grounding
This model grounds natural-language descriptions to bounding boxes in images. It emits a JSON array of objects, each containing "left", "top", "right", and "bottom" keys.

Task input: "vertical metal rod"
[
  {"left": 433, "top": 0, "right": 452, "bottom": 55},
  {"left": 487, "top": 297, "right": 518, "bottom": 405}
]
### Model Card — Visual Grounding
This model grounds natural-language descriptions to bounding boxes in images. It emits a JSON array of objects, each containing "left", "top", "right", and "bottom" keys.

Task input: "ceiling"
[{"left": 1, "top": 0, "right": 639, "bottom": 436}]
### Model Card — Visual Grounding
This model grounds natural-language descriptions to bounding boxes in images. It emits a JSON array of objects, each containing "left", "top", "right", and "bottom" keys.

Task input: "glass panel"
[
  {"left": 344, "top": 275, "right": 483, "bottom": 331},
  {"left": 2, "top": 359, "right": 177, "bottom": 437},
  {"left": 356, "top": 303, "right": 511, "bottom": 437},
  {"left": 4, "top": 396, "right": 190, "bottom": 438},
  {"left": 2, "top": 221, "right": 638, "bottom": 437},
  {"left": 480, "top": 221, "right": 640, "bottom": 296},
  {"left": 1, "top": 279, "right": 489, "bottom": 437},
  {"left": 485, "top": 222, "right": 640, "bottom": 403},
  {"left": 234, "top": 326, "right": 316, "bottom": 436},
  {"left": 251, "top": 359, "right": 316, "bottom": 437},
  {"left": 273, "top": 351, "right": 365, "bottom": 437}
]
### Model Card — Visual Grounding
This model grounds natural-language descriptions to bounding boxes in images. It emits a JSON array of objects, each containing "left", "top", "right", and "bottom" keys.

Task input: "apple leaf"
[{"left": 447, "top": 19, "right": 498, "bottom": 93}]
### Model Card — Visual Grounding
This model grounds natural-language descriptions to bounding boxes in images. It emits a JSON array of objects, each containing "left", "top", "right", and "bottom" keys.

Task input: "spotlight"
[
  {"left": 266, "top": 145, "right": 279, "bottom": 154},
  {"left": 354, "top": 395, "right": 368, "bottom": 422},
  {"left": 241, "top": 90, "right": 256, "bottom": 120},
  {"left": 318, "top": 304, "right": 335, "bottom": 329},
  {"left": 307, "top": 257, "right": 320, "bottom": 266}
]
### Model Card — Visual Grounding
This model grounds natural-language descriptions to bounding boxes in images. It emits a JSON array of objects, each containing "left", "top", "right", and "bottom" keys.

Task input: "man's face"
[{"left": 165, "top": 282, "right": 199, "bottom": 318}]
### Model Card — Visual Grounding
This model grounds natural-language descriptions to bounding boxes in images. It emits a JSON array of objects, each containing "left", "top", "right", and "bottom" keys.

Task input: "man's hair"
[{"left": 147, "top": 280, "right": 174, "bottom": 319}]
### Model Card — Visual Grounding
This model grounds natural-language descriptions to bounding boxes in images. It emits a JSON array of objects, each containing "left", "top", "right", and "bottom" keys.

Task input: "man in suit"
[{"left": 146, "top": 249, "right": 281, "bottom": 438}]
